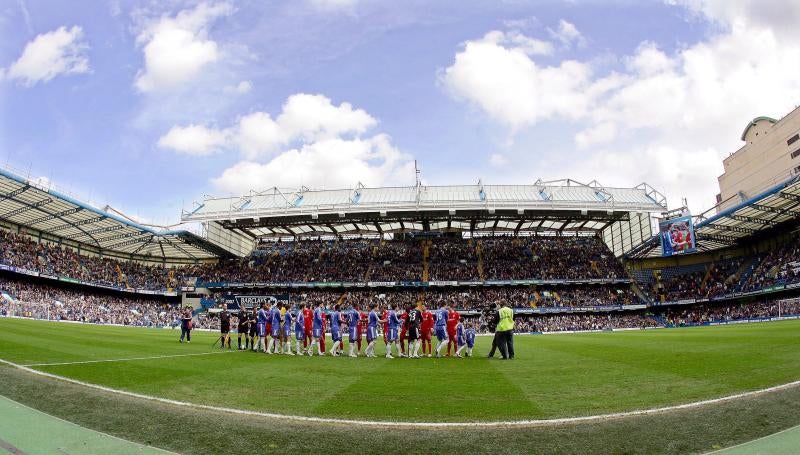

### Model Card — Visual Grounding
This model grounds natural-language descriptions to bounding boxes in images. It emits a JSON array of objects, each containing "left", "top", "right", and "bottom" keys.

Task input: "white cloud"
[
  {"left": 159, "top": 93, "right": 377, "bottom": 159},
  {"left": 159, "top": 93, "right": 409, "bottom": 193},
  {"left": 277, "top": 93, "right": 377, "bottom": 144},
  {"left": 4, "top": 26, "right": 90, "bottom": 86},
  {"left": 548, "top": 19, "right": 585, "bottom": 49},
  {"left": 157, "top": 124, "right": 228, "bottom": 156},
  {"left": 309, "top": 0, "right": 360, "bottom": 11},
  {"left": 574, "top": 122, "right": 616, "bottom": 149},
  {"left": 489, "top": 153, "right": 509, "bottom": 167},
  {"left": 224, "top": 80, "right": 252, "bottom": 94},
  {"left": 134, "top": 2, "right": 234, "bottom": 92},
  {"left": 445, "top": 4, "right": 800, "bottom": 213},
  {"left": 440, "top": 30, "right": 593, "bottom": 130},
  {"left": 483, "top": 30, "right": 553, "bottom": 56},
  {"left": 212, "top": 135, "right": 413, "bottom": 193}
]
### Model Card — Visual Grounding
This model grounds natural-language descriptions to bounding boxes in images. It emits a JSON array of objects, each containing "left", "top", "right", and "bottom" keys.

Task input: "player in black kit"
[
  {"left": 237, "top": 308, "right": 250, "bottom": 350},
  {"left": 406, "top": 304, "right": 423, "bottom": 358},
  {"left": 248, "top": 307, "right": 258, "bottom": 351},
  {"left": 219, "top": 304, "right": 232, "bottom": 350}
]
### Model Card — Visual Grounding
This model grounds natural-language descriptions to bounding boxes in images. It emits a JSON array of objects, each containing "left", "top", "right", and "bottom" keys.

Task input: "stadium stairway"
[
  {"left": 735, "top": 255, "right": 763, "bottom": 291},
  {"left": 115, "top": 263, "right": 131, "bottom": 289},
  {"left": 422, "top": 240, "right": 430, "bottom": 282},
  {"left": 476, "top": 240, "right": 485, "bottom": 281},
  {"left": 630, "top": 282, "right": 653, "bottom": 305},
  {"left": 700, "top": 262, "right": 714, "bottom": 291}
]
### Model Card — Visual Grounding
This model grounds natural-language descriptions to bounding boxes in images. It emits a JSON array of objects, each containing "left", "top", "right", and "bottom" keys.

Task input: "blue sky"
[{"left": 2, "top": 0, "right": 800, "bottom": 225}]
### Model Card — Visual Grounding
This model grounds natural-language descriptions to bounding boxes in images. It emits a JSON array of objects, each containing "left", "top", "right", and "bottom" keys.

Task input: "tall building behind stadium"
[{"left": 717, "top": 105, "right": 800, "bottom": 212}]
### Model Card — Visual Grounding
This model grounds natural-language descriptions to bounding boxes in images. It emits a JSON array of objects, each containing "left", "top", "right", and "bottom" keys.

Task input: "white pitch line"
[
  {"left": 22, "top": 350, "right": 239, "bottom": 367},
  {"left": 1, "top": 357, "right": 798, "bottom": 428}
]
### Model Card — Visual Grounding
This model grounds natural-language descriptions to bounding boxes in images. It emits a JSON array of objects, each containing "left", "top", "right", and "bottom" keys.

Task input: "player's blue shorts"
[
  {"left": 332, "top": 330, "right": 341, "bottom": 342},
  {"left": 257, "top": 323, "right": 266, "bottom": 337},
  {"left": 295, "top": 329, "right": 305, "bottom": 341},
  {"left": 467, "top": 337, "right": 475, "bottom": 348},
  {"left": 313, "top": 327, "right": 322, "bottom": 338},
  {"left": 283, "top": 325, "right": 292, "bottom": 338},
  {"left": 435, "top": 326, "right": 448, "bottom": 341},
  {"left": 348, "top": 327, "right": 358, "bottom": 342},
  {"left": 457, "top": 335, "right": 465, "bottom": 347},
  {"left": 271, "top": 325, "right": 281, "bottom": 337},
  {"left": 367, "top": 326, "right": 377, "bottom": 342},
  {"left": 387, "top": 328, "right": 398, "bottom": 342}
]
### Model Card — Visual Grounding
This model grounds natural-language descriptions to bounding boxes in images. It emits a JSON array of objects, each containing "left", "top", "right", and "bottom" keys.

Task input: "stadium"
[{"left": 3, "top": 2, "right": 800, "bottom": 454}]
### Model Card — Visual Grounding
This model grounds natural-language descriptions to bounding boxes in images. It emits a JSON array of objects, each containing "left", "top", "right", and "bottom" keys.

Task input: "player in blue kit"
[
  {"left": 364, "top": 303, "right": 379, "bottom": 357},
  {"left": 268, "top": 301, "right": 282, "bottom": 354},
  {"left": 309, "top": 302, "right": 325, "bottom": 356},
  {"left": 283, "top": 306, "right": 295, "bottom": 355},
  {"left": 294, "top": 304, "right": 306, "bottom": 355},
  {"left": 434, "top": 302, "right": 450, "bottom": 358},
  {"left": 329, "top": 305, "right": 343, "bottom": 356},
  {"left": 347, "top": 304, "right": 360, "bottom": 357},
  {"left": 464, "top": 323, "right": 476, "bottom": 357},
  {"left": 256, "top": 302, "right": 270, "bottom": 353},
  {"left": 454, "top": 320, "right": 466, "bottom": 358},
  {"left": 385, "top": 303, "right": 402, "bottom": 359}
]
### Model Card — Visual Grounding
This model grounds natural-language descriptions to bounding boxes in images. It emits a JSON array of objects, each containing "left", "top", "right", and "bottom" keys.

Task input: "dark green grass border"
[{"left": 2, "top": 364, "right": 800, "bottom": 454}]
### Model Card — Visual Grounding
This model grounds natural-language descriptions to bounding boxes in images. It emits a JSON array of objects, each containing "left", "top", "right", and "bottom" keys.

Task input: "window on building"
[
  {"left": 791, "top": 148, "right": 800, "bottom": 159},
  {"left": 788, "top": 134, "right": 800, "bottom": 146}
]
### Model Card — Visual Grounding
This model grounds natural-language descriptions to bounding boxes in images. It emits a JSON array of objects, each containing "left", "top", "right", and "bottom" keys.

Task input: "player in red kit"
[
  {"left": 303, "top": 304, "right": 313, "bottom": 349},
  {"left": 420, "top": 304, "right": 434, "bottom": 357},
  {"left": 398, "top": 308, "right": 409, "bottom": 357},
  {"left": 319, "top": 309, "right": 327, "bottom": 354},
  {"left": 357, "top": 309, "right": 367, "bottom": 352},
  {"left": 381, "top": 306, "right": 390, "bottom": 346},
  {"left": 446, "top": 308, "right": 460, "bottom": 356}
]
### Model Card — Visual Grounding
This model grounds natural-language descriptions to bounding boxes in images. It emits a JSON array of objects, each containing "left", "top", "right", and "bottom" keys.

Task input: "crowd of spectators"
[
  {"left": 428, "top": 238, "right": 479, "bottom": 281},
  {"left": 513, "top": 312, "right": 661, "bottom": 333},
  {"left": 642, "top": 258, "right": 745, "bottom": 302},
  {"left": 1, "top": 230, "right": 630, "bottom": 289},
  {"left": 0, "top": 277, "right": 187, "bottom": 327},
  {"left": 743, "top": 237, "right": 800, "bottom": 292},
  {"left": 5, "top": 272, "right": 800, "bottom": 335},
  {"left": 481, "top": 235, "right": 625, "bottom": 281},
  {"left": 662, "top": 299, "right": 800, "bottom": 326},
  {"left": 0, "top": 230, "right": 181, "bottom": 291}
]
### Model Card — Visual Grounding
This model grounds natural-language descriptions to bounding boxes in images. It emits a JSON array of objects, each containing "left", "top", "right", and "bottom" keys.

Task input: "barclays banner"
[{"left": 232, "top": 294, "right": 290, "bottom": 308}]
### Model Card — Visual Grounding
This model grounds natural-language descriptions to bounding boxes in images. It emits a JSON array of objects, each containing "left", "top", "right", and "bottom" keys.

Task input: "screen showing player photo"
[{"left": 659, "top": 215, "right": 697, "bottom": 256}]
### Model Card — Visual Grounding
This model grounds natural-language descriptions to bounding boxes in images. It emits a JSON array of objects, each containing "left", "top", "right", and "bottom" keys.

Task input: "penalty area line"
[
  {"left": 0, "top": 357, "right": 799, "bottom": 428},
  {"left": 22, "top": 350, "right": 241, "bottom": 367}
]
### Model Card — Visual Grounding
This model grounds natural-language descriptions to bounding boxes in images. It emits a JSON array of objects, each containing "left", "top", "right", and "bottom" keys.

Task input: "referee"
[{"left": 219, "top": 304, "right": 232, "bottom": 350}]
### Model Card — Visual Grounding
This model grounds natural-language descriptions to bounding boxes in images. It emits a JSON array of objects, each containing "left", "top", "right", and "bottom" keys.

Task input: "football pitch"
[
  {"left": 1, "top": 317, "right": 800, "bottom": 422},
  {"left": 2, "top": 318, "right": 800, "bottom": 454}
]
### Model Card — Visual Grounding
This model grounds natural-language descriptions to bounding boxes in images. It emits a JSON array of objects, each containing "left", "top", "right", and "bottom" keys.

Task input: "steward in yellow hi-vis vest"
[
  {"left": 496, "top": 306, "right": 514, "bottom": 332},
  {"left": 495, "top": 304, "right": 515, "bottom": 360}
]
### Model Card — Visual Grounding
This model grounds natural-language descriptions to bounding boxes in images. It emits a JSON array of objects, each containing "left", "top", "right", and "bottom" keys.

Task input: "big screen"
[{"left": 659, "top": 215, "right": 697, "bottom": 256}]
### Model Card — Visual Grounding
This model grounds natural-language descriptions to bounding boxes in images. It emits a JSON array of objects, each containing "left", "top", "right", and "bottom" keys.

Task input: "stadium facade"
[{"left": 4, "top": 106, "right": 800, "bottom": 331}]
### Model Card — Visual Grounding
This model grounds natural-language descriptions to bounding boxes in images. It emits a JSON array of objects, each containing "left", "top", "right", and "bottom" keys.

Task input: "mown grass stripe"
[{"left": 1, "top": 357, "right": 799, "bottom": 428}]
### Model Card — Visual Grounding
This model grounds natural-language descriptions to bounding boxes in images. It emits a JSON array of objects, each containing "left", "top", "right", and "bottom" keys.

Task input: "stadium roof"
[
  {"left": 182, "top": 179, "right": 668, "bottom": 240},
  {"left": 625, "top": 175, "right": 800, "bottom": 258},
  {"left": 0, "top": 167, "right": 228, "bottom": 260}
]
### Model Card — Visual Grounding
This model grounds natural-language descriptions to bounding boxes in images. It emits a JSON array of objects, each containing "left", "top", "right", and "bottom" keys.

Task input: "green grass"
[{"left": 1, "top": 318, "right": 800, "bottom": 422}]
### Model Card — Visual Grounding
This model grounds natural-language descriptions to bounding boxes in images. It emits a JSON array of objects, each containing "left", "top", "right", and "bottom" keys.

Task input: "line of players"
[{"left": 218, "top": 301, "right": 476, "bottom": 358}]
